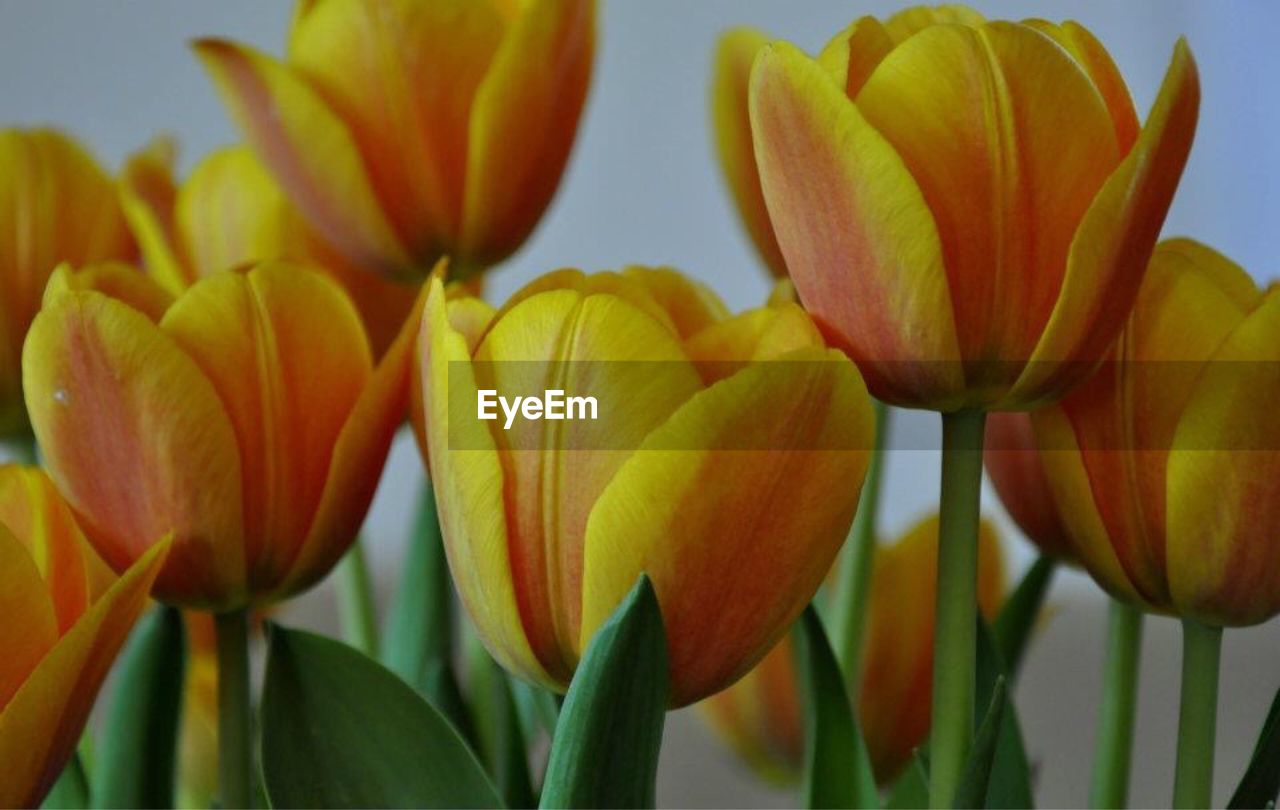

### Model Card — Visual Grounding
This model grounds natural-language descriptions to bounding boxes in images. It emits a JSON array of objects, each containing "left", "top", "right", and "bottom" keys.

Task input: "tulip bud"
[
  {"left": 195, "top": 0, "right": 596, "bottom": 280},
  {"left": 0, "top": 465, "right": 166, "bottom": 807},
  {"left": 23, "top": 260, "right": 420, "bottom": 610},
  {"left": 747, "top": 6, "right": 1199, "bottom": 410},
  {"left": 418, "top": 267, "right": 875, "bottom": 706}
]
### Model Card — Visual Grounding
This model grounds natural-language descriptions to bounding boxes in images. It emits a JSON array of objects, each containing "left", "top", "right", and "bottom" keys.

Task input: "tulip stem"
[
  {"left": 215, "top": 608, "right": 253, "bottom": 810},
  {"left": 930, "top": 408, "right": 987, "bottom": 809},
  {"left": 337, "top": 539, "right": 379, "bottom": 657},
  {"left": 1172, "top": 619, "right": 1222, "bottom": 809},
  {"left": 829, "top": 399, "right": 889, "bottom": 688},
  {"left": 1089, "top": 599, "right": 1144, "bottom": 809}
]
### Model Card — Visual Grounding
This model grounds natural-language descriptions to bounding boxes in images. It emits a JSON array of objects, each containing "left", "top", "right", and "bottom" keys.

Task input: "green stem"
[
  {"left": 1090, "top": 599, "right": 1144, "bottom": 809},
  {"left": 929, "top": 409, "right": 987, "bottom": 809},
  {"left": 829, "top": 400, "right": 889, "bottom": 688},
  {"left": 337, "top": 539, "right": 379, "bottom": 656},
  {"left": 1172, "top": 619, "right": 1223, "bottom": 809},
  {"left": 215, "top": 609, "right": 252, "bottom": 810}
]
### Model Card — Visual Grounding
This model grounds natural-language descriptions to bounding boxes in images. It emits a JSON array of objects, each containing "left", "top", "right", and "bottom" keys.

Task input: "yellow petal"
[
  {"left": 581, "top": 347, "right": 873, "bottom": 706},
  {"left": 684, "top": 301, "right": 824, "bottom": 384},
  {"left": 815, "top": 16, "right": 894, "bottom": 98},
  {"left": 882, "top": 4, "right": 986, "bottom": 41},
  {"left": 118, "top": 136, "right": 192, "bottom": 294},
  {"left": 618, "top": 266, "right": 729, "bottom": 339},
  {"left": 0, "top": 524, "right": 59, "bottom": 710},
  {"left": 749, "top": 42, "right": 962, "bottom": 407},
  {"left": 44, "top": 262, "right": 174, "bottom": 323},
  {"left": 1007, "top": 40, "right": 1199, "bottom": 406},
  {"left": 23, "top": 290, "right": 245, "bottom": 608},
  {"left": 194, "top": 39, "right": 413, "bottom": 277},
  {"left": 712, "top": 27, "right": 788, "bottom": 278},
  {"left": 422, "top": 277, "right": 556, "bottom": 688},
  {"left": 410, "top": 287, "right": 496, "bottom": 460},
  {"left": 0, "top": 540, "right": 167, "bottom": 809}
]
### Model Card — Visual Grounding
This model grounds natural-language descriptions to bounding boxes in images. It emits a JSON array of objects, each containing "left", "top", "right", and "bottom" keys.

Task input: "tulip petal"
[
  {"left": 159, "top": 263, "right": 371, "bottom": 593},
  {"left": 750, "top": 42, "right": 963, "bottom": 407},
  {"left": 713, "top": 27, "right": 787, "bottom": 278},
  {"left": 581, "top": 347, "right": 873, "bottom": 706},
  {"left": 461, "top": 0, "right": 596, "bottom": 265},
  {"left": 0, "top": 540, "right": 166, "bottom": 809},
  {"left": 194, "top": 39, "right": 413, "bottom": 276},
  {"left": 421, "top": 277, "right": 554, "bottom": 688},
  {"left": 118, "top": 137, "right": 192, "bottom": 294},
  {"left": 815, "top": 16, "right": 894, "bottom": 98},
  {"left": 983, "top": 413, "right": 1075, "bottom": 561},
  {"left": 410, "top": 289, "right": 496, "bottom": 460},
  {"left": 0, "top": 525, "right": 59, "bottom": 709},
  {"left": 1008, "top": 40, "right": 1198, "bottom": 405},
  {"left": 684, "top": 302, "right": 824, "bottom": 384},
  {"left": 882, "top": 4, "right": 986, "bottom": 41},
  {"left": 44, "top": 262, "right": 174, "bottom": 324},
  {"left": 619, "top": 266, "right": 729, "bottom": 339},
  {"left": 23, "top": 290, "right": 244, "bottom": 608}
]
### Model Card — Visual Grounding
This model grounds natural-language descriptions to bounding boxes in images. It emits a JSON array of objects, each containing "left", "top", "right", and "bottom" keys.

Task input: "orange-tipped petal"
[
  {"left": 0, "top": 540, "right": 167, "bottom": 808},
  {"left": 984, "top": 413, "right": 1075, "bottom": 561},
  {"left": 712, "top": 27, "right": 787, "bottom": 278},
  {"left": 462, "top": 0, "right": 596, "bottom": 265},
  {"left": 815, "top": 16, "right": 894, "bottom": 98},
  {"left": 194, "top": 39, "right": 412, "bottom": 276},
  {"left": 118, "top": 136, "right": 192, "bottom": 294},
  {"left": 749, "top": 42, "right": 963, "bottom": 407},
  {"left": 581, "top": 347, "right": 873, "bottom": 706},
  {"left": 23, "top": 290, "right": 244, "bottom": 608},
  {"left": 0, "top": 525, "right": 59, "bottom": 709},
  {"left": 44, "top": 262, "right": 174, "bottom": 323},
  {"left": 684, "top": 302, "right": 824, "bottom": 384}
]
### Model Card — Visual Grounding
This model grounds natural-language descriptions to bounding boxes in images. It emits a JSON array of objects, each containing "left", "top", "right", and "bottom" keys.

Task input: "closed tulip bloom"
[
  {"left": 195, "top": 0, "right": 595, "bottom": 280},
  {"left": 0, "top": 129, "right": 136, "bottom": 438},
  {"left": 749, "top": 6, "right": 1199, "bottom": 410},
  {"left": 1034, "top": 239, "right": 1280, "bottom": 626},
  {"left": 420, "top": 267, "right": 875, "bottom": 705},
  {"left": 0, "top": 465, "right": 167, "bottom": 807},
  {"left": 700, "top": 514, "right": 1004, "bottom": 784},
  {"left": 984, "top": 412, "right": 1075, "bottom": 561},
  {"left": 23, "top": 260, "right": 420, "bottom": 610},
  {"left": 119, "top": 141, "right": 419, "bottom": 357}
]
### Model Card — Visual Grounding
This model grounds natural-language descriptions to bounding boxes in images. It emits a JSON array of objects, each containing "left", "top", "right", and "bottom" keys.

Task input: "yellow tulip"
[
  {"left": 0, "top": 464, "right": 167, "bottom": 807},
  {"left": 119, "top": 140, "right": 420, "bottom": 358},
  {"left": 419, "top": 267, "right": 874, "bottom": 705},
  {"left": 700, "top": 514, "right": 1004, "bottom": 785},
  {"left": 748, "top": 6, "right": 1199, "bottom": 410},
  {"left": 0, "top": 129, "right": 136, "bottom": 438},
  {"left": 194, "top": 0, "right": 596, "bottom": 280},
  {"left": 23, "top": 260, "right": 421, "bottom": 610},
  {"left": 984, "top": 412, "right": 1076, "bottom": 562},
  {"left": 1034, "top": 239, "right": 1280, "bottom": 626}
]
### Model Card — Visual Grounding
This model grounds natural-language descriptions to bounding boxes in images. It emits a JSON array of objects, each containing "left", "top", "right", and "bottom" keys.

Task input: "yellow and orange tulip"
[
  {"left": 700, "top": 514, "right": 1005, "bottom": 784},
  {"left": 119, "top": 141, "right": 419, "bottom": 357},
  {"left": 195, "top": 0, "right": 596, "bottom": 280},
  {"left": 984, "top": 412, "right": 1076, "bottom": 562},
  {"left": 1034, "top": 239, "right": 1280, "bottom": 626},
  {"left": 419, "top": 267, "right": 874, "bottom": 706},
  {"left": 22, "top": 260, "right": 421, "bottom": 610},
  {"left": 0, "top": 128, "right": 136, "bottom": 438},
  {"left": 748, "top": 7, "right": 1199, "bottom": 411},
  {"left": 0, "top": 464, "right": 167, "bottom": 807}
]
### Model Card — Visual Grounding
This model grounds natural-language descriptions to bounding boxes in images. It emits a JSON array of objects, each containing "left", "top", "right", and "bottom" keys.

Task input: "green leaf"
[
  {"left": 885, "top": 754, "right": 929, "bottom": 810},
  {"left": 382, "top": 477, "right": 474, "bottom": 740},
  {"left": 1229, "top": 682, "right": 1280, "bottom": 808},
  {"left": 41, "top": 752, "right": 88, "bottom": 810},
  {"left": 793, "top": 606, "right": 878, "bottom": 809},
  {"left": 468, "top": 637, "right": 535, "bottom": 808},
  {"left": 992, "top": 555, "right": 1056, "bottom": 680},
  {"left": 952, "top": 677, "right": 1008, "bottom": 809},
  {"left": 540, "top": 576, "right": 667, "bottom": 809},
  {"left": 976, "top": 618, "right": 1035, "bottom": 809},
  {"left": 261, "top": 624, "right": 501, "bottom": 809},
  {"left": 93, "top": 606, "right": 187, "bottom": 808},
  {"left": 512, "top": 680, "right": 561, "bottom": 742}
]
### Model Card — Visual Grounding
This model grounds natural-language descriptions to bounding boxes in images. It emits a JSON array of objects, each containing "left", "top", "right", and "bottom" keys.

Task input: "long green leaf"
[
  {"left": 468, "top": 636, "right": 535, "bottom": 808},
  {"left": 794, "top": 606, "right": 878, "bottom": 809},
  {"left": 992, "top": 555, "right": 1056, "bottom": 680},
  {"left": 540, "top": 576, "right": 667, "bottom": 809},
  {"left": 261, "top": 625, "right": 501, "bottom": 808},
  {"left": 93, "top": 606, "right": 187, "bottom": 808},
  {"left": 885, "top": 755, "right": 930, "bottom": 810},
  {"left": 41, "top": 753, "right": 88, "bottom": 810},
  {"left": 976, "top": 618, "right": 1035, "bottom": 808},
  {"left": 1229, "top": 683, "right": 1280, "bottom": 808},
  {"left": 952, "top": 677, "right": 1008, "bottom": 809}
]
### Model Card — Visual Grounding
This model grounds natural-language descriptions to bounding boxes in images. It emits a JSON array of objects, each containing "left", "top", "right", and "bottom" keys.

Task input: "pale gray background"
[{"left": 3, "top": 1, "right": 1279, "bottom": 807}]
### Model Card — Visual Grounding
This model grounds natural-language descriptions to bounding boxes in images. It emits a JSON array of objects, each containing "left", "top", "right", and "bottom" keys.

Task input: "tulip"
[
  {"left": 985, "top": 412, "right": 1074, "bottom": 562},
  {"left": 700, "top": 514, "right": 1004, "bottom": 786},
  {"left": 0, "top": 129, "right": 136, "bottom": 440},
  {"left": 419, "top": 266, "right": 875, "bottom": 706},
  {"left": 22, "top": 259, "right": 419, "bottom": 610},
  {"left": 0, "top": 464, "right": 167, "bottom": 807},
  {"left": 194, "top": 0, "right": 596, "bottom": 280},
  {"left": 119, "top": 141, "right": 419, "bottom": 357}
]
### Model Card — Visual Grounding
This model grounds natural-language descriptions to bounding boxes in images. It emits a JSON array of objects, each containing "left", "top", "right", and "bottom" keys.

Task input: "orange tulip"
[
  {"left": 23, "top": 260, "right": 421, "bottom": 610},
  {"left": 748, "top": 6, "right": 1199, "bottom": 410},
  {"left": 0, "top": 129, "right": 136, "bottom": 438},
  {"left": 419, "top": 267, "right": 874, "bottom": 705},
  {"left": 119, "top": 140, "right": 419, "bottom": 358},
  {"left": 700, "top": 514, "right": 1004, "bottom": 784},
  {"left": 0, "top": 464, "right": 167, "bottom": 807},
  {"left": 195, "top": 0, "right": 596, "bottom": 280},
  {"left": 984, "top": 412, "right": 1075, "bottom": 562},
  {"left": 1034, "top": 239, "right": 1280, "bottom": 626}
]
